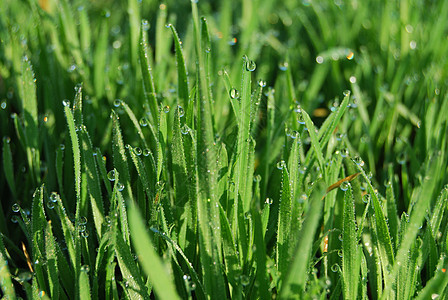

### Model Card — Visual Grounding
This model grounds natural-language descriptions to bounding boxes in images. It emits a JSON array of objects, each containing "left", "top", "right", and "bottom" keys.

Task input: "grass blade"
[{"left": 128, "top": 202, "right": 180, "bottom": 300}]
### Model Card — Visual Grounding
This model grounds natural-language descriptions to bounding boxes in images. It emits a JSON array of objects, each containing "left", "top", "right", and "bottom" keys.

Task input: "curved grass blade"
[
  {"left": 277, "top": 164, "right": 292, "bottom": 278},
  {"left": 342, "top": 184, "right": 360, "bottom": 299},
  {"left": 139, "top": 21, "right": 159, "bottom": 123},
  {"left": 168, "top": 24, "right": 189, "bottom": 108},
  {"left": 280, "top": 184, "right": 325, "bottom": 297},
  {"left": 128, "top": 202, "right": 180, "bottom": 300},
  {"left": 45, "top": 220, "right": 59, "bottom": 299},
  {"left": 0, "top": 237, "right": 16, "bottom": 299},
  {"left": 79, "top": 129, "right": 105, "bottom": 239}
]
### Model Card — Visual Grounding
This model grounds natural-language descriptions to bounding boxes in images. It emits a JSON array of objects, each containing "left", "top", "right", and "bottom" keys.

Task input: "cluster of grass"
[{"left": 1, "top": 0, "right": 448, "bottom": 298}]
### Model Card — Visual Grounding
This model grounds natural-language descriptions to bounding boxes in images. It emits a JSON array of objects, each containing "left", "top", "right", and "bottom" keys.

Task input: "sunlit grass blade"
[
  {"left": 79, "top": 266, "right": 91, "bottom": 300},
  {"left": 139, "top": 21, "right": 159, "bottom": 123},
  {"left": 128, "top": 202, "right": 180, "bottom": 300},
  {"left": 44, "top": 220, "right": 59, "bottom": 299},
  {"left": 113, "top": 212, "right": 149, "bottom": 300},
  {"left": 301, "top": 108, "right": 326, "bottom": 182},
  {"left": 110, "top": 110, "right": 134, "bottom": 204},
  {"left": 63, "top": 101, "right": 82, "bottom": 215},
  {"left": 341, "top": 184, "right": 360, "bottom": 299},
  {"left": 169, "top": 24, "right": 189, "bottom": 108},
  {"left": 79, "top": 129, "right": 105, "bottom": 239},
  {"left": 0, "top": 237, "right": 16, "bottom": 299},
  {"left": 2, "top": 137, "right": 16, "bottom": 197},
  {"left": 276, "top": 164, "right": 292, "bottom": 279},
  {"left": 280, "top": 183, "right": 325, "bottom": 297}
]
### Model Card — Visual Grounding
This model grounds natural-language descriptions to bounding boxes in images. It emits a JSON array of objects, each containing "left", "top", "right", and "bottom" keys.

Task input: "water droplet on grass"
[
  {"left": 177, "top": 105, "right": 185, "bottom": 117},
  {"left": 12, "top": 203, "right": 20, "bottom": 213},
  {"left": 107, "top": 170, "right": 116, "bottom": 181},
  {"left": 134, "top": 147, "right": 142, "bottom": 155},
  {"left": 163, "top": 105, "right": 170, "bottom": 113},
  {"left": 139, "top": 117, "right": 148, "bottom": 127},
  {"left": 340, "top": 181, "right": 349, "bottom": 191},
  {"left": 363, "top": 194, "right": 371, "bottom": 204},
  {"left": 246, "top": 60, "right": 256, "bottom": 72},
  {"left": 331, "top": 264, "right": 340, "bottom": 272},
  {"left": 277, "top": 160, "right": 285, "bottom": 170},
  {"left": 142, "top": 19, "right": 150, "bottom": 31},
  {"left": 258, "top": 79, "right": 266, "bottom": 87},
  {"left": 181, "top": 124, "right": 190, "bottom": 135},
  {"left": 62, "top": 99, "right": 70, "bottom": 107},
  {"left": 113, "top": 99, "right": 122, "bottom": 107},
  {"left": 354, "top": 156, "right": 364, "bottom": 166},
  {"left": 229, "top": 88, "right": 240, "bottom": 99},
  {"left": 278, "top": 62, "right": 288, "bottom": 71}
]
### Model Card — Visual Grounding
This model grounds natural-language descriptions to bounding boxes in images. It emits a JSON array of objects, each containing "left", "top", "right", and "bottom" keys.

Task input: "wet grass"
[{"left": 1, "top": 0, "right": 448, "bottom": 298}]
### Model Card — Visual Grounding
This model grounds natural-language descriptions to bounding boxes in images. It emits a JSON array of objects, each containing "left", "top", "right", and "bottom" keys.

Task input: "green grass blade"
[
  {"left": 110, "top": 110, "right": 134, "bottom": 204},
  {"left": 79, "top": 267, "right": 91, "bottom": 300},
  {"left": 301, "top": 108, "right": 326, "bottom": 182},
  {"left": 169, "top": 24, "right": 189, "bottom": 108},
  {"left": 79, "top": 129, "right": 105, "bottom": 239},
  {"left": 280, "top": 183, "right": 325, "bottom": 297},
  {"left": 45, "top": 220, "right": 59, "bottom": 299},
  {"left": 276, "top": 164, "right": 292, "bottom": 279},
  {"left": 0, "top": 237, "right": 16, "bottom": 299},
  {"left": 128, "top": 202, "right": 180, "bottom": 300},
  {"left": 139, "top": 22, "right": 159, "bottom": 123},
  {"left": 2, "top": 137, "right": 16, "bottom": 197},
  {"left": 342, "top": 184, "right": 360, "bottom": 299}
]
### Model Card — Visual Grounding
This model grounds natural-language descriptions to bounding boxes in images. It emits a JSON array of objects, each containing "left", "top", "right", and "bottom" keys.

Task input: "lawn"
[{"left": 1, "top": 0, "right": 448, "bottom": 298}]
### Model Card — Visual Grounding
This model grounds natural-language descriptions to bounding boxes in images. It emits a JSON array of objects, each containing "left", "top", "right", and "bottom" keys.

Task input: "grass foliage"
[{"left": 1, "top": 0, "right": 448, "bottom": 298}]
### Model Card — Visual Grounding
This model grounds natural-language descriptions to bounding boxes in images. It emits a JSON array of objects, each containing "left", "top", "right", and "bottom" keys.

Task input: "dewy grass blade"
[
  {"left": 169, "top": 24, "right": 189, "bottom": 109},
  {"left": 111, "top": 110, "right": 134, "bottom": 203},
  {"left": 63, "top": 101, "right": 81, "bottom": 214},
  {"left": 128, "top": 202, "right": 180, "bottom": 300},
  {"left": 302, "top": 108, "right": 326, "bottom": 181},
  {"left": 280, "top": 184, "right": 325, "bottom": 297},
  {"left": 354, "top": 159, "right": 394, "bottom": 295},
  {"left": 0, "top": 236, "right": 16, "bottom": 299},
  {"left": 79, "top": 129, "right": 105, "bottom": 239},
  {"left": 78, "top": 266, "right": 91, "bottom": 300},
  {"left": 18, "top": 56, "right": 40, "bottom": 183},
  {"left": 342, "top": 184, "right": 360, "bottom": 299},
  {"left": 2, "top": 137, "right": 16, "bottom": 197},
  {"left": 139, "top": 22, "right": 159, "bottom": 123},
  {"left": 113, "top": 212, "right": 150, "bottom": 300},
  {"left": 45, "top": 221, "right": 59, "bottom": 299},
  {"left": 277, "top": 164, "right": 292, "bottom": 278}
]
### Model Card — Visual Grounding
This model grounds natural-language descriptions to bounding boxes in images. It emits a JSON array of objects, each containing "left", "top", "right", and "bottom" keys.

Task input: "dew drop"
[
  {"left": 258, "top": 79, "right": 266, "bottom": 87},
  {"left": 340, "top": 148, "right": 349, "bottom": 158},
  {"left": 62, "top": 99, "right": 70, "bottom": 107},
  {"left": 134, "top": 147, "right": 142, "bottom": 155},
  {"left": 265, "top": 198, "right": 273, "bottom": 205},
  {"left": 276, "top": 160, "right": 285, "bottom": 170},
  {"left": 139, "top": 117, "right": 148, "bottom": 127},
  {"left": 397, "top": 151, "right": 408, "bottom": 165},
  {"left": 12, "top": 203, "right": 20, "bottom": 213},
  {"left": 1, "top": 100, "right": 7, "bottom": 109},
  {"left": 354, "top": 156, "right": 364, "bottom": 166},
  {"left": 240, "top": 275, "right": 250, "bottom": 286},
  {"left": 177, "top": 105, "right": 185, "bottom": 117},
  {"left": 81, "top": 230, "right": 89, "bottom": 238},
  {"left": 363, "top": 194, "right": 371, "bottom": 204},
  {"left": 278, "top": 62, "right": 289, "bottom": 71},
  {"left": 229, "top": 88, "right": 240, "bottom": 99},
  {"left": 340, "top": 181, "right": 349, "bottom": 191},
  {"left": 316, "top": 56, "right": 324, "bottom": 64},
  {"left": 246, "top": 60, "right": 256, "bottom": 72},
  {"left": 181, "top": 124, "right": 190, "bottom": 135},
  {"left": 113, "top": 99, "right": 122, "bottom": 107},
  {"left": 81, "top": 265, "right": 90, "bottom": 273},
  {"left": 117, "top": 182, "right": 125, "bottom": 191},
  {"left": 107, "top": 170, "right": 116, "bottom": 181},
  {"left": 143, "top": 149, "right": 150, "bottom": 156},
  {"left": 343, "top": 90, "right": 351, "bottom": 97},
  {"left": 331, "top": 264, "right": 340, "bottom": 272},
  {"left": 163, "top": 105, "right": 170, "bottom": 113},
  {"left": 46, "top": 200, "right": 55, "bottom": 209},
  {"left": 142, "top": 19, "right": 150, "bottom": 31}
]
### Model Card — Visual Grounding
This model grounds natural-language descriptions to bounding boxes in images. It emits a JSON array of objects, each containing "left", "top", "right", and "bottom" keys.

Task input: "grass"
[{"left": 1, "top": 0, "right": 448, "bottom": 298}]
